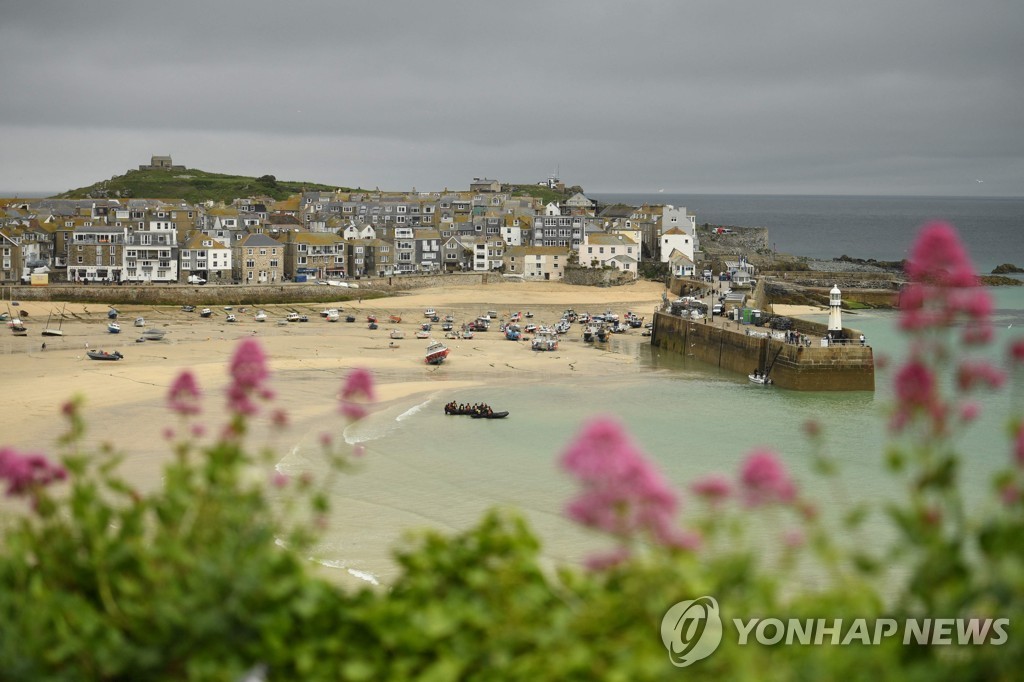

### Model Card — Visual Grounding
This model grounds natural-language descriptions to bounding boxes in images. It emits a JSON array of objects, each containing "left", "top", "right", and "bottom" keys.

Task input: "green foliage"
[
  {"left": 56, "top": 168, "right": 349, "bottom": 204},
  {"left": 2, "top": 239, "right": 1023, "bottom": 678}
]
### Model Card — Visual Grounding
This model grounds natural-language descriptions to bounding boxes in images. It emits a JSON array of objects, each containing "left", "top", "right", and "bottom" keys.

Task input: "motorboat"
[
  {"left": 531, "top": 332, "right": 559, "bottom": 352},
  {"left": 748, "top": 372, "right": 773, "bottom": 385},
  {"left": 471, "top": 410, "right": 508, "bottom": 419},
  {"left": 142, "top": 328, "right": 166, "bottom": 341},
  {"left": 107, "top": 322, "right": 121, "bottom": 334},
  {"left": 254, "top": 310, "right": 268, "bottom": 322},
  {"left": 389, "top": 314, "right": 402, "bottom": 324},
  {"left": 134, "top": 317, "right": 146, "bottom": 327},
  {"left": 87, "top": 348, "right": 122, "bottom": 358},
  {"left": 424, "top": 308, "right": 436, "bottom": 318},
  {"left": 505, "top": 324, "right": 522, "bottom": 341},
  {"left": 200, "top": 308, "right": 213, "bottom": 318},
  {"left": 390, "top": 329, "right": 405, "bottom": 339},
  {"left": 325, "top": 309, "right": 340, "bottom": 322},
  {"left": 107, "top": 308, "right": 119, "bottom": 320},
  {"left": 368, "top": 321, "right": 379, "bottom": 330},
  {"left": 424, "top": 340, "right": 450, "bottom": 365},
  {"left": 286, "top": 312, "right": 301, "bottom": 322},
  {"left": 182, "top": 305, "right": 196, "bottom": 313},
  {"left": 415, "top": 329, "right": 431, "bottom": 339},
  {"left": 225, "top": 314, "right": 237, "bottom": 323}
]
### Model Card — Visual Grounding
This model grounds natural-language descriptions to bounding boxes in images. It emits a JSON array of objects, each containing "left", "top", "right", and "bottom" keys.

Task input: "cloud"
[{"left": 1, "top": 0, "right": 1022, "bottom": 196}]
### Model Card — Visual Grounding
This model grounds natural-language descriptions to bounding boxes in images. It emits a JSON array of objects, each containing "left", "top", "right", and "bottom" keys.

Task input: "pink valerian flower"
[
  {"left": 339, "top": 368, "right": 376, "bottom": 421},
  {"left": 271, "top": 471, "right": 289, "bottom": 489},
  {"left": 167, "top": 370, "right": 202, "bottom": 416},
  {"left": 959, "top": 402, "right": 981, "bottom": 423},
  {"left": 956, "top": 360, "right": 1006, "bottom": 392},
  {"left": 227, "top": 339, "right": 271, "bottom": 416},
  {"left": 1010, "top": 339, "right": 1024, "bottom": 365},
  {"left": 0, "top": 447, "right": 67, "bottom": 499},
  {"left": 738, "top": 449, "right": 796, "bottom": 507},
  {"left": 898, "top": 224, "right": 993, "bottom": 343},
  {"left": 891, "top": 360, "right": 946, "bottom": 432},
  {"left": 690, "top": 474, "right": 732, "bottom": 504},
  {"left": 905, "top": 222, "right": 979, "bottom": 288},
  {"left": 561, "top": 417, "right": 689, "bottom": 549}
]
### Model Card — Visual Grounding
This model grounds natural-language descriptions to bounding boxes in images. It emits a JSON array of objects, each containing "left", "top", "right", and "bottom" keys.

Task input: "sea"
[{"left": 279, "top": 194, "right": 1024, "bottom": 587}]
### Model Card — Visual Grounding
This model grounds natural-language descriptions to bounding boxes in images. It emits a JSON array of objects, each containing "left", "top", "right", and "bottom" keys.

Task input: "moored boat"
[
  {"left": 254, "top": 310, "right": 268, "bottom": 322},
  {"left": 134, "top": 317, "right": 146, "bottom": 327},
  {"left": 531, "top": 332, "right": 559, "bottom": 351},
  {"left": 390, "top": 329, "right": 405, "bottom": 339},
  {"left": 225, "top": 313, "right": 237, "bottom": 323},
  {"left": 425, "top": 340, "right": 450, "bottom": 365},
  {"left": 107, "top": 322, "right": 121, "bottom": 333},
  {"left": 200, "top": 308, "right": 213, "bottom": 318},
  {"left": 87, "top": 350, "right": 123, "bottom": 361},
  {"left": 748, "top": 372, "right": 773, "bottom": 385}
]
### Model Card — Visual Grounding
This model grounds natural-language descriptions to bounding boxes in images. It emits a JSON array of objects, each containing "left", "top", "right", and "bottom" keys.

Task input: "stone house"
[{"left": 234, "top": 233, "right": 284, "bottom": 284}]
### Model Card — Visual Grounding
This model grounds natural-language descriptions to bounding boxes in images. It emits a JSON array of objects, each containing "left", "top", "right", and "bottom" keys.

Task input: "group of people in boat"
[{"left": 444, "top": 401, "right": 496, "bottom": 416}]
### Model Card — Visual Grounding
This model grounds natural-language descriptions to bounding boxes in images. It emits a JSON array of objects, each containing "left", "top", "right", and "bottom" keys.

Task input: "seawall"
[{"left": 650, "top": 311, "right": 875, "bottom": 391}]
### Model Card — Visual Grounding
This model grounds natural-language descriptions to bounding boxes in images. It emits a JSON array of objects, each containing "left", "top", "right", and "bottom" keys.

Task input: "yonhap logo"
[{"left": 660, "top": 596, "right": 723, "bottom": 667}]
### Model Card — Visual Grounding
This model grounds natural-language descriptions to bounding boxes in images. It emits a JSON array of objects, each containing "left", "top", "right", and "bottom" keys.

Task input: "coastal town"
[{"left": 1, "top": 156, "right": 711, "bottom": 287}]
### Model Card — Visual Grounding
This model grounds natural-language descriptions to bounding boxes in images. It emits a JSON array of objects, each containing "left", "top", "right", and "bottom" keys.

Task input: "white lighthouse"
[{"left": 828, "top": 284, "right": 843, "bottom": 333}]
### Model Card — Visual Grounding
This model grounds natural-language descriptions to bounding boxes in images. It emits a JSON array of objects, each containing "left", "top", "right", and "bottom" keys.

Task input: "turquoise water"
[{"left": 285, "top": 288, "right": 1024, "bottom": 585}]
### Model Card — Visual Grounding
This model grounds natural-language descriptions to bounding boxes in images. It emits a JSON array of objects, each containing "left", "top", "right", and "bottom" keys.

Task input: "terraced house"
[
  {"left": 235, "top": 233, "right": 283, "bottom": 284},
  {"left": 282, "top": 231, "right": 347, "bottom": 280}
]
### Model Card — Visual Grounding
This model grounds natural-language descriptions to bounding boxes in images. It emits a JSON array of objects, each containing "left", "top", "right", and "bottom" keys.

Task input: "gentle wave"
[
  {"left": 396, "top": 398, "right": 432, "bottom": 422},
  {"left": 313, "top": 558, "right": 381, "bottom": 586}
]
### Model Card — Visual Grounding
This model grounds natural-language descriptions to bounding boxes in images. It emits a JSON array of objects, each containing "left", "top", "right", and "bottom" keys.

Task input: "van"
[{"left": 187, "top": 275, "right": 206, "bottom": 285}]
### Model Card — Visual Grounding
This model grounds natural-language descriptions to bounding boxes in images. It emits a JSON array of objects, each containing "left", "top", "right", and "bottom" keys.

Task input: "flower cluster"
[
  {"left": 560, "top": 417, "right": 698, "bottom": 567},
  {"left": 0, "top": 447, "right": 66, "bottom": 502},
  {"left": 227, "top": 338, "right": 274, "bottom": 417}
]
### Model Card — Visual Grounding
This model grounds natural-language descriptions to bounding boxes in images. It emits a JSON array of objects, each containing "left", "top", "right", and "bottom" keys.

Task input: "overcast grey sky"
[{"left": 2, "top": 0, "right": 1022, "bottom": 197}]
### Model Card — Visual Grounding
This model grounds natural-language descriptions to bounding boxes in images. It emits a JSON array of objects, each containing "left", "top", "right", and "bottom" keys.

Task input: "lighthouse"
[{"left": 828, "top": 284, "right": 843, "bottom": 333}]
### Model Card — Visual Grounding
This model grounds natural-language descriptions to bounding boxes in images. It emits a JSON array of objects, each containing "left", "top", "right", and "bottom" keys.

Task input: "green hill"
[{"left": 56, "top": 168, "right": 358, "bottom": 204}]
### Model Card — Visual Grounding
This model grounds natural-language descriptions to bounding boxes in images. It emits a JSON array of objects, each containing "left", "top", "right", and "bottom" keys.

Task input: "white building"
[{"left": 580, "top": 233, "right": 639, "bottom": 278}]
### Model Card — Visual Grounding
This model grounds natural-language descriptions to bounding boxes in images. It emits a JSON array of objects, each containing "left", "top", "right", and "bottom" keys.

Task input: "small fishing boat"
[
  {"left": 415, "top": 329, "right": 431, "bottom": 339},
  {"left": 424, "top": 308, "right": 436, "bottom": 318},
  {"left": 286, "top": 312, "right": 301, "bottom": 322},
  {"left": 297, "top": 315, "right": 309, "bottom": 322},
  {"left": 367, "top": 314, "right": 378, "bottom": 323},
  {"left": 142, "top": 328, "right": 166, "bottom": 341},
  {"left": 254, "top": 310, "right": 268, "bottom": 322},
  {"left": 531, "top": 332, "right": 558, "bottom": 351},
  {"left": 9, "top": 319, "right": 28, "bottom": 336},
  {"left": 200, "top": 308, "right": 213, "bottom": 318},
  {"left": 425, "top": 340, "right": 450, "bottom": 365},
  {"left": 345, "top": 315, "right": 356, "bottom": 323},
  {"left": 87, "top": 350, "right": 123, "bottom": 361},
  {"left": 368, "top": 321, "right": 379, "bottom": 330},
  {"left": 583, "top": 325, "right": 597, "bottom": 342},
  {"left": 134, "top": 316, "right": 146, "bottom": 327},
  {"left": 748, "top": 372, "right": 773, "bottom": 385},
  {"left": 471, "top": 410, "right": 509, "bottom": 419},
  {"left": 389, "top": 314, "right": 402, "bottom": 324},
  {"left": 107, "top": 322, "right": 121, "bottom": 334},
  {"left": 505, "top": 324, "right": 522, "bottom": 341},
  {"left": 107, "top": 308, "right": 119, "bottom": 320},
  {"left": 225, "top": 314, "right": 237, "bottom": 323},
  {"left": 320, "top": 308, "right": 338, "bottom": 318},
  {"left": 389, "top": 329, "right": 405, "bottom": 339},
  {"left": 182, "top": 305, "right": 196, "bottom": 313},
  {"left": 325, "top": 309, "right": 340, "bottom": 322}
]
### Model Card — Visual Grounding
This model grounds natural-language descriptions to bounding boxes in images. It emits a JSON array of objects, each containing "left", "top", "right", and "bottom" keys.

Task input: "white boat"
[
  {"left": 424, "top": 308, "right": 436, "bottom": 318},
  {"left": 389, "top": 329, "right": 405, "bottom": 339},
  {"left": 415, "top": 329, "right": 431, "bottom": 339},
  {"left": 583, "top": 325, "right": 597, "bottom": 342},
  {"left": 9, "top": 319, "right": 27, "bottom": 336},
  {"left": 325, "top": 309, "right": 340, "bottom": 322},
  {"left": 225, "top": 314, "right": 237, "bottom": 323},
  {"left": 286, "top": 312, "right": 301, "bottom": 322},
  {"left": 200, "top": 308, "right": 213, "bottom": 318},
  {"left": 134, "top": 317, "right": 146, "bottom": 327},
  {"left": 42, "top": 305, "right": 66, "bottom": 337},
  {"left": 254, "top": 310, "right": 268, "bottom": 322},
  {"left": 531, "top": 332, "right": 559, "bottom": 352},
  {"left": 748, "top": 373, "right": 773, "bottom": 385},
  {"left": 425, "top": 340, "right": 450, "bottom": 365},
  {"left": 107, "top": 322, "right": 121, "bottom": 334},
  {"left": 142, "top": 328, "right": 166, "bottom": 341}
]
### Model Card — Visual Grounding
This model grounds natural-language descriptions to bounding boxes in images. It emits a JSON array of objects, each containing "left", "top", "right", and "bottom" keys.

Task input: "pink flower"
[
  {"left": 339, "top": 368, "right": 375, "bottom": 421},
  {"left": 341, "top": 368, "right": 375, "bottom": 401},
  {"left": 783, "top": 528, "right": 805, "bottom": 549},
  {"left": 0, "top": 447, "right": 66, "bottom": 499},
  {"left": 270, "top": 408, "right": 289, "bottom": 429},
  {"left": 739, "top": 449, "right": 796, "bottom": 506},
  {"left": 956, "top": 360, "right": 1006, "bottom": 392},
  {"left": 168, "top": 371, "right": 202, "bottom": 416},
  {"left": 271, "top": 471, "right": 289, "bottom": 489},
  {"left": 905, "top": 222, "right": 978, "bottom": 288},
  {"left": 561, "top": 417, "right": 686, "bottom": 547},
  {"left": 691, "top": 474, "right": 732, "bottom": 503},
  {"left": 891, "top": 360, "right": 946, "bottom": 432},
  {"left": 959, "top": 402, "right": 981, "bottom": 423},
  {"left": 1010, "top": 339, "right": 1024, "bottom": 364},
  {"left": 227, "top": 339, "right": 271, "bottom": 416}
]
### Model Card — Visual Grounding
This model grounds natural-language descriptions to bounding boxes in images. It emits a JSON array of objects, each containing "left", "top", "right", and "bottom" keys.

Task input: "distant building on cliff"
[{"left": 139, "top": 155, "right": 185, "bottom": 171}]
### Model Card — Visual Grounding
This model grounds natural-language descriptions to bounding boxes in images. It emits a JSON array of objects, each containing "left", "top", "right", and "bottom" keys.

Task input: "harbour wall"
[{"left": 650, "top": 311, "right": 875, "bottom": 391}]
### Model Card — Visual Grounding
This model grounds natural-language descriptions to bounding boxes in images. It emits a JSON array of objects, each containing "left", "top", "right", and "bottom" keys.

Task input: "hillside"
[{"left": 56, "top": 168, "right": 354, "bottom": 204}]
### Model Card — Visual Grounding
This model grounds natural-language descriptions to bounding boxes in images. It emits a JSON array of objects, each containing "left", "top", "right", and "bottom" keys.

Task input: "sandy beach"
[{"left": 1, "top": 280, "right": 671, "bottom": 500}]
